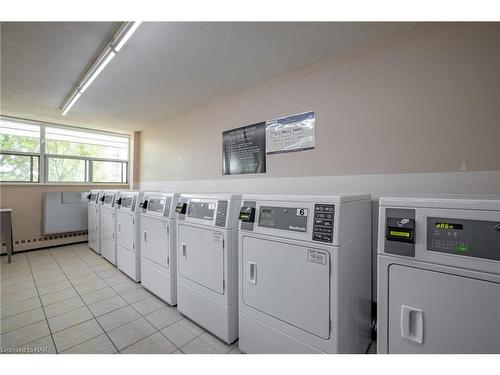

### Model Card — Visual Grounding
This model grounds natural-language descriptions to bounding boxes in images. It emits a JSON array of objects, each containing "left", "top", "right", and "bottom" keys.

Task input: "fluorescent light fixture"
[
  {"left": 60, "top": 21, "right": 142, "bottom": 116},
  {"left": 114, "top": 22, "right": 142, "bottom": 52},
  {"left": 79, "top": 50, "right": 116, "bottom": 93},
  {"left": 62, "top": 91, "right": 82, "bottom": 116}
]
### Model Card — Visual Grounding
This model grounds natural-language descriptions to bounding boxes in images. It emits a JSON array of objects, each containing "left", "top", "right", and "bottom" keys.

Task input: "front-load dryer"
[
  {"left": 87, "top": 189, "right": 103, "bottom": 254},
  {"left": 140, "top": 191, "right": 180, "bottom": 305},
  {"left": 176, "top": 193, "right": 242, "bottom": 344},
  {"left": 100, "top": 190, "right": 121, "bottom": 265},
  {"left": 238, "top": 194, "right": 372, "bottom": 354},
  {"left": 377, "top": 195, "right": 500, "bottom": 354},
  {"left": 116, "top": 191, "right": 145, "bottom": 282}
]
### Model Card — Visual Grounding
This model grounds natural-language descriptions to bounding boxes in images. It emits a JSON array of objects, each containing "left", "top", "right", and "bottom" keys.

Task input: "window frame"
[{"left": 0, "top": 116, "right": 130, "bottom": 184}]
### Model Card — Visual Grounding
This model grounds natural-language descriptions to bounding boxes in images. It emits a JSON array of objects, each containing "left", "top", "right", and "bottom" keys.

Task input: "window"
[
  {"left": 0, "top": 120, "right": 40, "bottom": 182},
  {"left": 0, "top": 117, "right": 130, "bottom": 183}
]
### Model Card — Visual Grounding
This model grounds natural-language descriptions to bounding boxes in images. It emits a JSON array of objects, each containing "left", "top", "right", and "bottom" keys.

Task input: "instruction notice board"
[
  {"left": 222, "top": 122, "right": 266, "bottom": 175},
  {"left": 266, "top": 111, "right": 315, "bottom": 154}
]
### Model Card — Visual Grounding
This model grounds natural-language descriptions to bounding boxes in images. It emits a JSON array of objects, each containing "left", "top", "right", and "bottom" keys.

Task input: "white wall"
[{"left": 138, "top": 23, "right": 500, "bottom": 301}]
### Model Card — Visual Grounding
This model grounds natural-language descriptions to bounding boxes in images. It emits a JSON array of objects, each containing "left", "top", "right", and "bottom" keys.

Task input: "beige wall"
[
  {"left": 0, "top": 184, "right": 128, "bottom": 243},
  {"left": 139, "top": 23, "right": 500, "bottom": 183}
]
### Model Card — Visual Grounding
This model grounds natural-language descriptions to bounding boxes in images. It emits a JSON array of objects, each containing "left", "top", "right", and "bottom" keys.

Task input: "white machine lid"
[
  {"left": 242, "top": 193, "right": 370, "bottom": 203},
  {"left": 380, "top": 195, "right": 500, "bottom": 211}
]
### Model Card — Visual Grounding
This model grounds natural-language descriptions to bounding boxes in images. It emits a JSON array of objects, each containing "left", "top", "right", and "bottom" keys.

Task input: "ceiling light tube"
[
  {"left": 60, "top": 21, "right": 142, "bottom": 116},
  {"left": 62, "top": 91, "right": 82, "bottom": 116},
  {"left": 79, "top": 50, "right": 116, "bottom": 93},
  {"left": 113, "top": 22, "right": 142, "bottom": 52}
]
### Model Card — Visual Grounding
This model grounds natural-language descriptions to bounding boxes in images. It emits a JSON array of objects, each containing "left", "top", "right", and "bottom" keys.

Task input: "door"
[
  {"left": 388, "top": 264, "right": 500, "bottom": 353},
  {"left": 178, "top": 224, "right": 224, "bottom": 294},
  {"left": 142, "top": 216, "right": 169, "bottom": 267},
  {"left": 101, "top": 208, "right": 115, "bottom": 239},
  {"left": 241, "top": 236, "right": 331, "bottom": 339},
  {"left": 117, "top": 211, "right": 135, "bottom": 251}
]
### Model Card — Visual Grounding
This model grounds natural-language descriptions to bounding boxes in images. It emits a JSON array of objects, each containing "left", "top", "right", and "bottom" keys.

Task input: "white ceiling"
[{"left": 1, "top": 22, "right": 416, "bottom": 132}]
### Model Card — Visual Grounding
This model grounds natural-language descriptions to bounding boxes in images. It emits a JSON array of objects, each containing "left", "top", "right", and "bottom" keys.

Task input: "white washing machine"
[
  {"left": 176, "top": 193, "right": 242, "bottom": 344},
  {"left": 116, "top": 191, "right": 145, "bottom": 282},
  {"left": 377, "top": 195, "right": 500, "bottom": 354},
  {"left": 87, "top": 189, "right": 103, "bottom": 254},
  {"left": 140, "top": 191, "right": 180, "bottom": 305},
  {"left": 238, "top": 194, "right": 372, "bottom": 353},
  {"left": 100, "top": 190, "right": 121, "bottom": 265}
]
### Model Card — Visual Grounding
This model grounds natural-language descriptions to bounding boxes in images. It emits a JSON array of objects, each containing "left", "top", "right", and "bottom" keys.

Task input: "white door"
[
  {"left": 388, "top": 265, "right": 500, "bottom": 353},
  {"left": 241, "top": 236, "right": 331, "bottom": 340},
  {"left": 101, "top": 208, "right": 115, "bottom": 239},
  {"left": 117, "top": 211, "right": 135, "bottom": 251},
  {"left": 178, "top": 224, "right": 224, "bottom": 294},
  {"left": 142, "top": 216, "right": 169, "bottom": 267}
]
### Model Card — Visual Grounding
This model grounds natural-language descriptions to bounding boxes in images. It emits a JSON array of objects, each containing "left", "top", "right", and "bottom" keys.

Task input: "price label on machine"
[{"left": 296, "top": 208, "right": 308, "bottom": 217}]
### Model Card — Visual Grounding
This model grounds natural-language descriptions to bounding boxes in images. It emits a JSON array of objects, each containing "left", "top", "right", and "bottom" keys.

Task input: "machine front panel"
[
  {"left": 426, "top": 217, "right": 500, "bottom": 262},
  {"left": 117, "top": 211, "right": 135, "bottom": 251},
  {"left": 100, "top": 208, "right": 115, "bottom": 236},
  {"left": 258, "top": 206, "right": 308, "bottom": 233},
  {"left": 241, "top": 236, "right": 330, "bottom": 339},
  {"left": 388, "top": 264, "right": 500, "bottom": 353},
  {"left": 141, "top": 216, "right": 169, "bottom": 267},
  {"left": 103, "top": 195, "right": 115, "bottom": 206},
  {"left": 178, "top": 224, "right": 224, "bottom": 294}
]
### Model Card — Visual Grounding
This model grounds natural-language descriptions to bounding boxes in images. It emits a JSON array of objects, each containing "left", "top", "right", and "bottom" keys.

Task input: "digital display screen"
[
  {"left": 188, "top": 201, "right": 215, "bottom": 220},
  {"left": 435, "top": 222, "right": 463, "bottom": 230},
  {"left": 389, "top": 230, "right": 411, "bottom": 238}
]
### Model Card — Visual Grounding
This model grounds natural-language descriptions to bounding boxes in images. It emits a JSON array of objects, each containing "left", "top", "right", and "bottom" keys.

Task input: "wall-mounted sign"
[
  {"left": 222, "top": 122, "right": 266, "bottom": 175},
  {"left": 266, "top": 111, "right": 315, "bottom": 154}
]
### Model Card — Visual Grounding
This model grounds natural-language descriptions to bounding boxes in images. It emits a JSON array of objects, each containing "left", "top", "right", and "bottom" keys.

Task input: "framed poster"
[
  {"left": 222, "top": 122, "right": 266, "bottom": 175},
  {"left": 266, "top": 111, "right": 315, "bottom": 154}
]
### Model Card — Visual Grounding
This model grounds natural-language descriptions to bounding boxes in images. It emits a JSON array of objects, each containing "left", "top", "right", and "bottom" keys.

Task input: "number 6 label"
[{"left": 296, "top": 208, "right": 308, "bottom": 216}]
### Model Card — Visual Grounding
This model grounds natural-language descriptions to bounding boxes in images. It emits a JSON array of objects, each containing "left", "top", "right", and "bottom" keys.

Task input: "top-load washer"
[
  {"left": 238, "top": 194, "right": 372, "bottom": 354},
  {"left": 176, "top": 193, "right": 242, "bottom": 344},
  {"left": 100, "top": 190, "right": 121, "bottom": 265},
  {"left": 116, "top": 190, "right": 144, "bottom": 282},
  {"left": 377, "top": 195, "right": 500, "bottom": 354},
  {"left": 87, "top": 189, "right": 103, "bottom": 254},
  {"left": 140, "top": 191, "right": 180, "bottom": 305}
]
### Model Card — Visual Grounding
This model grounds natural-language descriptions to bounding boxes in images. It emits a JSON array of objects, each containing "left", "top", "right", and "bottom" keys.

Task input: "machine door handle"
[
  {"left": 182, "top": 243, "right": 187, "bottom": 260},
  {"left": 118, "top": 223, "right": 121, "bottom": 232},
  {"left": 143, "top": 231, "right": 147, "bottom": 242},
  {"left": 247, "top": 261, "right": 257, "bottom": 285},
  {"left": 401, "top": 305, "right": 424, "bottom": 344},
  {"left": 166, "top": 256, "right": 170, "bottom": 268}
]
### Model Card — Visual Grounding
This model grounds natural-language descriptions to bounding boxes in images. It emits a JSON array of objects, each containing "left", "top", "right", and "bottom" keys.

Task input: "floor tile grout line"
[
  {"left": 118, "top": 327, "right": 178, "bottom": 353},
  {"left": 51, "top": 246, "right": 121, "bottom": 354},
  {"left": 24, "top": 251, "right": 59, "bottom": 353},
  {"left": 71, "top": 245, "right": 182, "bottom": 353}
]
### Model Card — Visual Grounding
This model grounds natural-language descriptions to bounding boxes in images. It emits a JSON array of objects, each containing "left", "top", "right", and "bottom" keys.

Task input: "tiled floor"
[
  {"left": 1, "top": 243, "right": 376, "bottom": 354},
  {"left": 0, "top": 243, "right": 240, "bottom": 354}
]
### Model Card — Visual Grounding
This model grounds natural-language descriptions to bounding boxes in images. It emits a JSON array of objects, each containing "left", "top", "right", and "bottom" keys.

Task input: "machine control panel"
[
  {"left": 427, "top": 217, "right": 500, "bottom": 262},
  {"left": 312, "top": 204, "right": 335, "bottom": 243},
  {"left": 258, "top": 206, "right": 308, "bottom": 233},
  {"left": 120, "top": 196, "right": 134, "bottom": 209},
  {"left": 163, "top": 197, "right": 172, "bottom": 217},
  {"left": 147, "top": 198, "right": 165, "bottom": 213},
  {"left": 215, "top": 200, "right": 228, "bottom": 227},
  {"left": 384, "top": 208, "right": 416, "bottom": 257},
  {"left": 386, "top": 217, "right": 415, "bottom": 243},
  {"left": 103, "top": 194, "right": 115, "bottom": 206},
  {"left": 175, "top": 202, "right": 187, "bottom": 215},
  {"left": 188, "top": 201, "right": 215, "bottom": 220}
]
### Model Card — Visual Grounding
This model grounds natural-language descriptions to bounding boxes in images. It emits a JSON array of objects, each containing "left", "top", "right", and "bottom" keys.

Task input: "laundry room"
[{"left": 1, "top": 1, "right": 499, "bottom": 373}]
